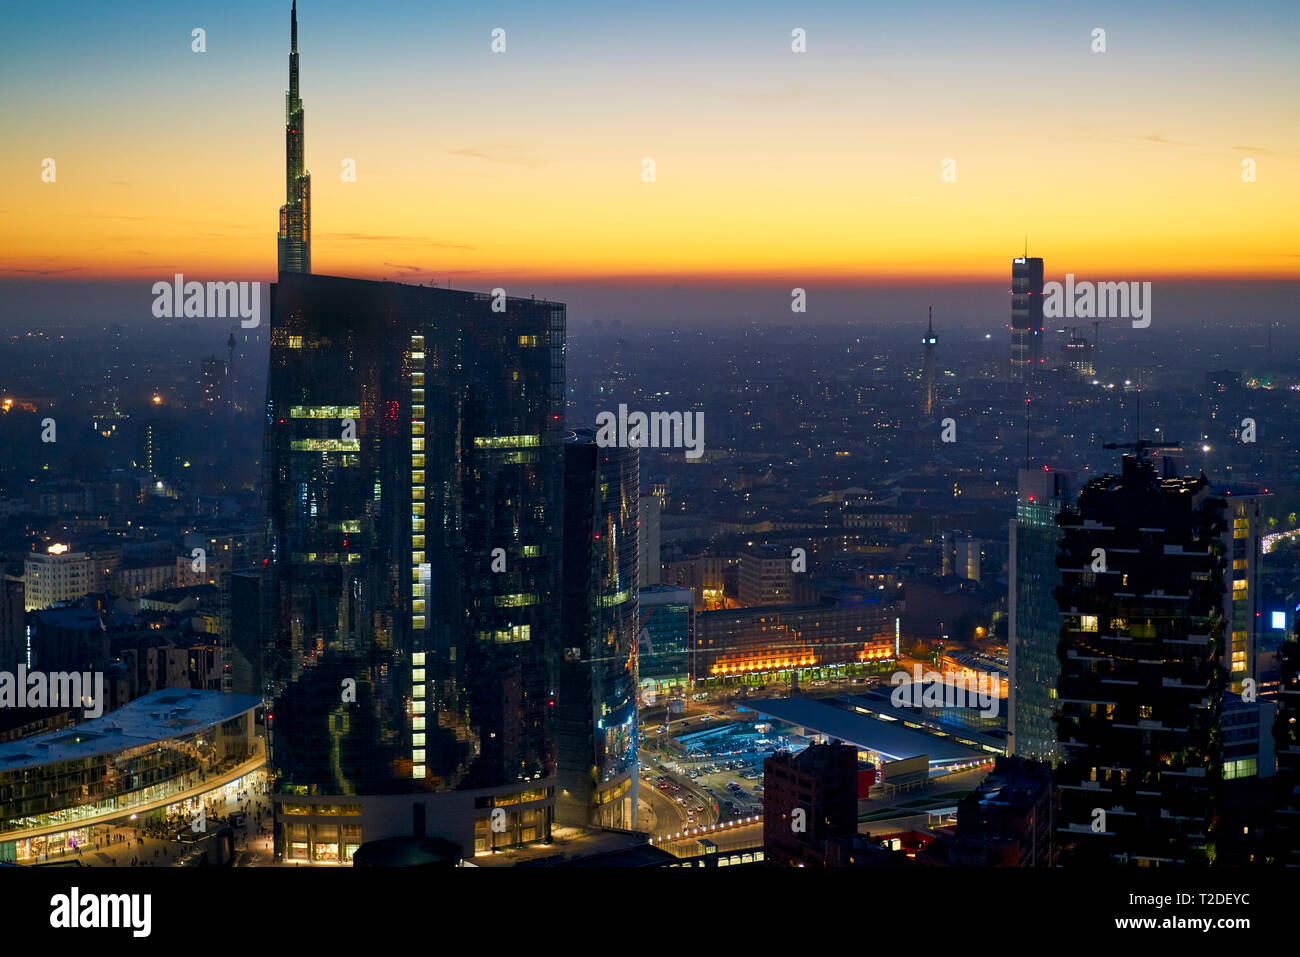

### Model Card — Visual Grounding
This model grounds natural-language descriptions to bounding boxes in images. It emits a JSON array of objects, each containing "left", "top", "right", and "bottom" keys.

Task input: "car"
[{"left": 695, "top": 804, "right": 706, "bottom": 812}]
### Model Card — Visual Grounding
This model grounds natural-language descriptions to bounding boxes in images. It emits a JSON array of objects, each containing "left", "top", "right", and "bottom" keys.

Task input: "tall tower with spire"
[
  {"left": 922, "top": 307, "right": 938, "bottom": 416},
  {"left": 278, "top": 1, "right": 311, "bottom": 274}
]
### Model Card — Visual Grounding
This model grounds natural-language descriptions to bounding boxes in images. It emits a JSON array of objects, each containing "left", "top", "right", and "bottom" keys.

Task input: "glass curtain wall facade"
[
  {"left": 1009, "top": 466, "right": 1074, "bottom": 764},
  {"left": 557, "top": 429, "right": 639, "bottom": 828},
  {"left": 264, "top": 274, "right": 565, "bottom": 845},
  {"left": 637, "top": 584, "right": 695, "bottom": 702}
]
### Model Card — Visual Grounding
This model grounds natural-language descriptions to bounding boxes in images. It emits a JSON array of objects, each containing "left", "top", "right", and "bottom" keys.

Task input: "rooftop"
[
  {"left": 0, "top": 689, "right": 260, "bottom": 772},
  {"left": 743, "top": 697, "right": 983, "bottom": 765}
]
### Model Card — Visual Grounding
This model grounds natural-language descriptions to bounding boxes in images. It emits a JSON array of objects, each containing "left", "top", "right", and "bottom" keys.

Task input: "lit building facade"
[
  {"left": 1218, "top": 486, "right": 1266, "bottom": 695},
  {"left": 0, "top": 690, "right": 262, "bottom": 863},
  {"left": 695, "top": 600, "right": 896, "bottom": 686},
  {"left": 23, "top": 545, "right": 93, "bottom": 612}
]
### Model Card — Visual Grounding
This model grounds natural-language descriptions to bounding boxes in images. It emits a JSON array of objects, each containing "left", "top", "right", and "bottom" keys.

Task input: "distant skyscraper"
[
  {"left": 277, "top": 1, "right": 311, "bottom": 274},
  {"left": 1008, "top": 466, "right": 1074, "bottom": 764},
  {"left": 200, "top": 355, "right": 228, "bottom": 412},
  {"left": 1060, "top": 329, "right": 1094, "bottom": 377},
  {"left": 1055, "top": 455, "right": 1225, "bottom": 866},
  {"left": 921, "top": 308, "right": 937, "bottom": 416},
  {"left": 557, "top": 429, "right": 639, "bottom": 829},
  {"left": 134, "top": 416, "right": 182, "bottom": 481},
  {"left": 264, "top": 273, "right": 565, "bottom": 860},
  {"left": 1010, "top": 256, "right": 1044, "bottom": 380}
]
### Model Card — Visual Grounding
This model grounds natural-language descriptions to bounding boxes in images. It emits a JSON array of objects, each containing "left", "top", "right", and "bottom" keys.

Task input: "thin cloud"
[{"left": 0, "top": 266, "right": 84, "bottom": 275}]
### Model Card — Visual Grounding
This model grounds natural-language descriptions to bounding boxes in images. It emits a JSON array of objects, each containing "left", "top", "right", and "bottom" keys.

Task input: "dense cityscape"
[{"left": 2, "top": 0, "right": 1298, "bottom": 941}]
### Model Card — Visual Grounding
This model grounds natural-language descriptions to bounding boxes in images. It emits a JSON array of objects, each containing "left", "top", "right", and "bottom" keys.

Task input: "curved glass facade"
[
  {"left": 265, "top": 275, "right": 565, "bottom": 820},
  {"left": 0, "top": 690, "right": 261, "bottom": 858}
]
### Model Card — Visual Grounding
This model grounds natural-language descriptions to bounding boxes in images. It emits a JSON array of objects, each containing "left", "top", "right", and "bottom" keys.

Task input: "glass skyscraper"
[
  {"left": 1008, "top": 466, "right": 1073, "bottom": 764},
  {"left": 264, "top": 272, "right": 565, "bottom": 860},
  {"left": 557, "top": 429, "right": 639, "bottom": 828}
]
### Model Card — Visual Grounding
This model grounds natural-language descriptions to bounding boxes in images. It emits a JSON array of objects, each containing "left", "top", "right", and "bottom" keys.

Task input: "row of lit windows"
[
  {"left": 472, "top": 434, "right": 540, "bottom": 449},
  {"left": 289, "top": 405, "right": 359, "bottom": 418},
  {"left": 410, "top": 336, "right": 426, "bottom": 781},
  {"left": 280, "top": 804, "right": 363, "bottom": 816},
  {"left": 477, "top": 625, "right": 531, "bottom": 643},
  {"left": 291, "top": 439, "right": 361, "bottom": 452}
]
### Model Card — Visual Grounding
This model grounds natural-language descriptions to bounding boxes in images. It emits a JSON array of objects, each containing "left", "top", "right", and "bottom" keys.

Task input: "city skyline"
[
  {"left": 3, "top": 1, "right": 1300, "bottom": 923},
  {"left": 1, "top": 0, "right": 1298, "bottom": 289}
]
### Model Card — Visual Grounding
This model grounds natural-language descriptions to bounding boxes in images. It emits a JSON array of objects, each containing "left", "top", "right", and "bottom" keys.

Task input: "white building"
[{"left": 24, "top": 544, "right": 94, "bottom": 611}]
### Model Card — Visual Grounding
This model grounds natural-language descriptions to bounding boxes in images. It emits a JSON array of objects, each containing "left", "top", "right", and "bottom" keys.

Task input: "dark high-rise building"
[
  {"left": 200, "top": 355, "right": 229, "bottom": 414},
  {"left": 0, "top": 576, "right": 24, "bottom": 672},
  {"left": 952, "top": 756, "right": 1054, "bottom": 866},
  {"left": 225, "top": 569, "right": 267, "bottom": 696},
  {"left": 921, "top": 307, "right": 937, "bottom": 416},
  {"left": 277, "top": 1, "right": 311, "bottom": 274},
  {"left": 1060, "top": 329, "right": 1094, "bottom": 378},
  {"left": 264, "top": 272, "right": 565, "bottom": 861},
  {"left": 1271, "top": 636, "right": 1300, "bottom": 867},
  {"left": 134, "top": 416, "right": 182, "bottom": 482},
  {"left": 1054, "top": 455, "right": 1227, "bottom": 867},
  {"left": 1010, "top": 256, "right": 1044, "bottom": 380},
  {"left": 1008, "top": 465, "right": 1074, "bottom": 764},
  {"left": 556, "top": 429, "right": 639, "bottom": 829},
  {"left": 764, "top": 741, "right": 859, "bottom": 866}
]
